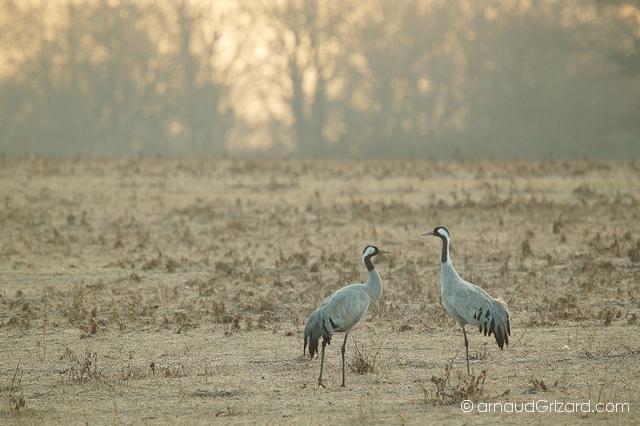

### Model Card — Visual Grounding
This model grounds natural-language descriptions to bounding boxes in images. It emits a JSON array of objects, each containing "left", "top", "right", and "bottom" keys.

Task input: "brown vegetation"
[{"left": 0, "top": 157, "right": 638, "bottom": 424}]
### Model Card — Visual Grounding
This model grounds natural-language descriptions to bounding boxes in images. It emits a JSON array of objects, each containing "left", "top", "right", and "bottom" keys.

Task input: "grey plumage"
[
  {"left": 303, "top": 245, "right": 389, "bottom": 387},
  {"left": 423, "top": 226, "right": 510, "bottom": 373}
]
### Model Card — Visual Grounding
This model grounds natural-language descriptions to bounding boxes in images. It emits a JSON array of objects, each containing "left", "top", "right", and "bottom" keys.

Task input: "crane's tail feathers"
[
  {"left": 304, "top": 327, "right": 320, "bottom": 357},
  {"left": 306, "top": 335, "right": 319, "bottom": 358},
  {"left": 304, "top": 316, "right": 333, "bottom": 357},
  {"left": 476, "top": 299, "right": 511, "bottom": 350}
]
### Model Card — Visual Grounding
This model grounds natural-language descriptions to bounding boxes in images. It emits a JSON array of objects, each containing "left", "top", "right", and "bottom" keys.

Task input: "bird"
[
  {"left": 422, "top": 226, "right": 510, "bottom": 374},
  {"left": 303, "top": 245, "right": 389, "bottom": 388}
]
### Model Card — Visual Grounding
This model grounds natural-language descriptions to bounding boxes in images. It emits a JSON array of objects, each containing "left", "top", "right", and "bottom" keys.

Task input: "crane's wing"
[
  {"left": 304, "top": 285, "right": 371, "bottom": 357},
  {"left": 318, "top": 285, "right": 371, "bottom": 333},
  {"left": 447, "top": 282, "right": 511, "bottom": 349}
]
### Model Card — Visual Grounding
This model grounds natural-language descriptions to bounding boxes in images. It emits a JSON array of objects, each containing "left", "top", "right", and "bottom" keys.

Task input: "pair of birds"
[{"left": 303, "top": 226, "right": 511, "bottom": 388}]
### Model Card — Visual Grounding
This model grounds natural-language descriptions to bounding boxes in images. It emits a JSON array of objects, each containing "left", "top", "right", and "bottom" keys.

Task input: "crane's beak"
[
  {"left": 378, "top": 249, "right": 391, "bottom": 254},
  {"left": 421, "top": 231, "right": 435, "bottom": 237}
]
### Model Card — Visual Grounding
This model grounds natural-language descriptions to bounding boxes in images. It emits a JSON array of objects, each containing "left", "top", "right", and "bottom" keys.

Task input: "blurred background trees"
[{"left": 0, "top": 0, "right": 638, "bottom": 159}]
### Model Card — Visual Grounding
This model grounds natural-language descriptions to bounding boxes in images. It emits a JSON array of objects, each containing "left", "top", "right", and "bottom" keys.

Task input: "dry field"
[{"left": 0, "top": 157, "right": 639, "bottom": 425}]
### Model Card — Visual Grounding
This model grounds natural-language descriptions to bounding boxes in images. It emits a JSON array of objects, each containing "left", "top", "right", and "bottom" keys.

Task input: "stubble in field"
[{"left": 0, "top": 157, "right": 638, "bottom": 424}]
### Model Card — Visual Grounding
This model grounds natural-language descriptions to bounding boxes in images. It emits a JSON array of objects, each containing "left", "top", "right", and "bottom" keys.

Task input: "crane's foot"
[{"left": 317, "top": 379, "right": 326, "bottom": 388}]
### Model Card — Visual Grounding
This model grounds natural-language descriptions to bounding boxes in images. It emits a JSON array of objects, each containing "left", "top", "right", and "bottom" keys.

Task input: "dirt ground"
[{"left": 0, "top": 157, "right": 638, "bottom": 425}]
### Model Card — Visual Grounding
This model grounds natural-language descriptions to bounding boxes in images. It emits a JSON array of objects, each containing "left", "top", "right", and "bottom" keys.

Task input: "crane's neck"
[
  {"left": 365, "top": 268, "right": 383, "bottom": 302},
  {"left": 439, "top": 236, "right": 465, "bottom": 299},
  {"left": 363, "top": 256, "right": 383, "bottom": 302},
  {"left": 440, "top": 235, "right": 450, "bottom": 264},
  {"left": 439, "top": 236, "right": 461, "bottom": 285}
]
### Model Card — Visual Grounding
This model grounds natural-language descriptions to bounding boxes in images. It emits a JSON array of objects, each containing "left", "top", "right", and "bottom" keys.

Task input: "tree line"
[{"left": 0, "top": 0, "right": 638, "bottom": 159}]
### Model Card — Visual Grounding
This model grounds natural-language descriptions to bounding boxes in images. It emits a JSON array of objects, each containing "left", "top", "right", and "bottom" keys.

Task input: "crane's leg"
[
  {"left": 318, "top": 339, "right": 327, "bottom": 388},
  {"left": 341, "top": 333, "right": 349, "bottom": 387},
  {"left": 462, "top": 326, "right": 470, "bottom": 374}
]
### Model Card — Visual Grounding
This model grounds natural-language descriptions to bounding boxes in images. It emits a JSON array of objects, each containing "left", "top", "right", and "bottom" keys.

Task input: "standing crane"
[
  {"left": 422, "top": 226, "right": 510, "bottom": 374},
  {"left": 303, "top": 245, "right": 389, "bottom": 388}
]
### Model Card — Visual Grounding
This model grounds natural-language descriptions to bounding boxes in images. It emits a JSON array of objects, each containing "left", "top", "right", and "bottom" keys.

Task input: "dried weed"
[
  {"left": 347, "top": 336, "right": 383, "bottom": 376},
  {"left": 423, "top": 358, "right": 486, "bottom": 405}
]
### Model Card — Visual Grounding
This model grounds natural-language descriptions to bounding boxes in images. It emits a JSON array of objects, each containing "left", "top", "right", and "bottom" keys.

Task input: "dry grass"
[
  {"left": 422, "top": 354, "right": 487, "bottom": 405},
  {"left": 0, "top": 157, "right": 639, "bottom": 424}
]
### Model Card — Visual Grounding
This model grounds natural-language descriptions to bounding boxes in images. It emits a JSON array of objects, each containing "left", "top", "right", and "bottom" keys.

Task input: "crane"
[
  {"left": 303, "top": 245, "right": 389, "bottom": 388},
  {"left": 422, "top": 226, "right": 510, "bottom": 374}
]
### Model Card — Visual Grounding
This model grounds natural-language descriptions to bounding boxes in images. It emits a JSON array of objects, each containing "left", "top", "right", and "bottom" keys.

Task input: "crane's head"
[
  {"left": 362, "top": 245, "right": 390, "bottom": 270},
  {"left": 362, "top": 245, "right": 390, "bottom": 260},
  {"left": 421, "top": 226, "right": 450, "bottom": 240}
]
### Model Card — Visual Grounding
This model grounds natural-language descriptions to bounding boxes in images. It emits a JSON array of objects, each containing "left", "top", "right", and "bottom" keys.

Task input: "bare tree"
[
  {"left": 355, "top": 0, "right": 640, "bottom": 159},
  {"left": 357, "top": 0, "right": 468, "bottom": 158},
  {"left": 162, "top": 0, "right": 235, "bottom": 156},
  {"left": 0, "top": 0, "right": 236, "bottom": 157},
  {"left": 249, "top": 0, "right": 370, "bottom": 157}
]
